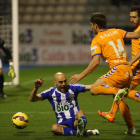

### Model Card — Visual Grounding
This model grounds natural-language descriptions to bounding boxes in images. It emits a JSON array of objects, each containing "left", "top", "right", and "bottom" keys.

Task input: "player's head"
[
  {"left": 130, "top": 6, "right": 140, "bottom": 28},
  {"left": 90, "top": 12, "right": 107, "bottom": 34},
  {"left": 54, "top": 72, "right": 68, "bottom": 93}
]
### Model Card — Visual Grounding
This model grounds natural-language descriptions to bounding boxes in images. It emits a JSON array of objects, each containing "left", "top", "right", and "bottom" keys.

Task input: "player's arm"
[
  {"left": 0, "top": 38, "right": 12, "bottom": 59},
  {"left": 129, "top": 50, "right": 140, "bottom": 66},
  {"left": 125, "top": 30, "right": 140, "bottom": 39},
  {"left": 0, "top": 38, "right": 16, "bottom": 78},
  {"left": 69, "top": 55, "right": 100, "bottom": 84},
  {"left": 30, "top": 77, "right": 44, "bottom": 102}
]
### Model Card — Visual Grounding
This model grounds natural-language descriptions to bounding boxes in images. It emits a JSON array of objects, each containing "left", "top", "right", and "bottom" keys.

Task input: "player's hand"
[
  {"left": 34, "top": 77, "right": 44, "bottom": 88},
  {"left": 69, "top": 74, "right": 82, "bottom": 84},
  {"left": 128, "top": 61, "right": 132, "bottom": 66},
  {"left": 8, "top": 66, "right": 16, "bottom": 79},
  {"left": 0, "top": 38, "right": 5, "bottom": 47}
]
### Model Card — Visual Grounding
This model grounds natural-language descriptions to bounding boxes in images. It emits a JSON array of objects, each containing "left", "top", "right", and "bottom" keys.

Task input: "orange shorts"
[
  {"left": 102, "top": 64, "right": 133, "bottom": 88},
  {"left": 131, "top": 63, "right": 140, "bottom": 86}
]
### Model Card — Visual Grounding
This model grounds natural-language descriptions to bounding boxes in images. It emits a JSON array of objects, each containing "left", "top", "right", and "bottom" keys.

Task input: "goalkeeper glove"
[{"left": 8, "top": 63, "right": 16, "bottom": 79}]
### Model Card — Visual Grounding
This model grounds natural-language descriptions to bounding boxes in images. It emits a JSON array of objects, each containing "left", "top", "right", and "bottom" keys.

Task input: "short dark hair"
[
  {"left": 130, "top": 6, "right": 140, "bottom": 17},
  {"left": 90, "top": 12, "right": 107, "bottom": 29}
]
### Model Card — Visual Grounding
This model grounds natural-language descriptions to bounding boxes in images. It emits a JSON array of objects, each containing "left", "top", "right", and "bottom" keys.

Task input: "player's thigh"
[
  {"left": 91, "top": 77, "right": 106, "bottom": 89},
  {"left": 104, "top": 65, "right": 132, "bottom": 88},
  {"left": 75, "top": 110, "right": 85, "bottom": 119},
  {"left": 0, "top": 68, "right": 2, "bottom": 74},
  {"left": 59, "top": 116, "right": 76, "bottom": 129}
]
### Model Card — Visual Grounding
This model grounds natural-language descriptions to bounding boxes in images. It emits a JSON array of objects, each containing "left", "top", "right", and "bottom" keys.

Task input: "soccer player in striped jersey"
[
  {"left": 30, "top": 72, "right": 99, "bottom": 137},
  {"left": 70, "top": 12, "right": 140, "bottom": 134},
  {"left": 98, "top": 6, "right": 140, "bottom": 133},
  {"left": 0, "top": 38, "right": 16, "bottom": 97}
]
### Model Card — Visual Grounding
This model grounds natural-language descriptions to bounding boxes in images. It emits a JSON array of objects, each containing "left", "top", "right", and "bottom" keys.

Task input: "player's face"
[
  {"left": 90, "top": 23, "right": 98, "bottom": 34},
  {"left": 54, "top": 75, "right": 68, "bottom": 93},
  {"left": 130, "top": 11, "right": 140, "bottom": 28}
]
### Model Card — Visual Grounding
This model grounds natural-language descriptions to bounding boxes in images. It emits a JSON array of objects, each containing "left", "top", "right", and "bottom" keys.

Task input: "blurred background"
[{"left": 0, "top": 0, "right": 140, "bottom": 84}]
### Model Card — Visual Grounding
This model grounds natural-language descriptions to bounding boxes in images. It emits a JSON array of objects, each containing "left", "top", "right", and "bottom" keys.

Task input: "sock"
[
  {"left": 119, "top": 100, "right": 134, "bottom": 129},
  {"left": 80, "top": 116, "right": 87, "bottom": 129},
  {"left": 127, "top": 90, "right": 140, "bottom": 102},
  {"left": 0, "top": 74, "right": 4, "bottom": 94},
  {"left": 93, "top": 84, "right": 119, "bottom": 95},
  {"left": 63, "top": 127, "right": 87, "bottom": 136},
  {"left": 109, "top": 101, "right": 119, "bottom": 118},
  {"left": 63, "top": 127, "right": 77, "bottom": 136}
]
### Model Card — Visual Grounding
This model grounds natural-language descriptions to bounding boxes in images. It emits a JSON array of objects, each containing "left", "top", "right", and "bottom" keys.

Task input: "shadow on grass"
[
  {"left": 13, "top": 131, "right": 35, "bottom": 136},
  {"left": 3, "top": 85, "right": 33, "bottom": 98},
  {"left": 0, "top": 99, "right": 18, "bottom": 104}
]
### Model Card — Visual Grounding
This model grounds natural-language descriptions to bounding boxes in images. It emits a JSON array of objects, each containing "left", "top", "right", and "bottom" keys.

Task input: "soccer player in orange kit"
[
  {"left": 70, "top": 12, "right": 140, "bottom": 134},
  {"left": 97, "top": 6, "right": 140, "bottom": 133}
]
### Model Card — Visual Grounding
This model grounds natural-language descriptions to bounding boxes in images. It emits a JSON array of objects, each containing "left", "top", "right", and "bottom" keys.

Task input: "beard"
[
  {"left": 58, "top": 85, "right": 68, "bottom": 93},
  {"left": 131, "top": 21, "right": 139, "bottom": 28}
]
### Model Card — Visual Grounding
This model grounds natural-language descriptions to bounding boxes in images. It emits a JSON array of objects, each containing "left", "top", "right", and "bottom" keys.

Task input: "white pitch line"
[{"left": 0, "top": 112, "right": 140, "bottom": 114}]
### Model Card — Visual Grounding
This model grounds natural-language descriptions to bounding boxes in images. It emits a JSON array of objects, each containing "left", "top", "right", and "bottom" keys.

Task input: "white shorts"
[{"left": 0, "top": 59, "right": 2, "bottom": 68}]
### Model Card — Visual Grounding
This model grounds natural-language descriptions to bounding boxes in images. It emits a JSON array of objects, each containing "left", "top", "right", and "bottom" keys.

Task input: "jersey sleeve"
[
  {"left": 90, "top": 39, "right": 102, "bottom": 58},
  {"left": 70, "top": 84, "right": 86, "bottom": 94},
  {"left": 40, "top": 87, "right": 53, "bottom": 100},
  {"left": 117, "top": 29, "right": 128, "bottom": 39}
]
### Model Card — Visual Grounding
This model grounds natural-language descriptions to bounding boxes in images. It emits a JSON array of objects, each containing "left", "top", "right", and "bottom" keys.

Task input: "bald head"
[
  {"left": 54, "top": 72, "right": 68, "bottom": 93},
  {"left": 54, "top": 72, "right": 66, "bottom": 81}
]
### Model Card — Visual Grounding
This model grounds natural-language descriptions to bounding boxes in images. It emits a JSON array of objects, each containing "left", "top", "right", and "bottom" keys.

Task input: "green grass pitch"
[{"left": 0, "top": 65, "right": 140, "bottom": 140}]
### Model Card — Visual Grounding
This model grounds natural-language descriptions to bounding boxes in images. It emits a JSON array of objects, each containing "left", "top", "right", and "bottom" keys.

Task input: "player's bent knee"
[
  {"left": 51, "top": 124, "right": 58, "bottom": 134},
  {"left": 77, "top": 110, "right": 84, "bottom": 115},
  {"left": 90, "top": 86, "right": 94, "bottom": 95},
  {"left": 51, "top": 124, "right": 64, "bottom": 135}
]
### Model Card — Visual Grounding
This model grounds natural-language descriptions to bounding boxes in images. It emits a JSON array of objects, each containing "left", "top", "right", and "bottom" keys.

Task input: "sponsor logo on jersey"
[
  {"left": 56, "top": 102, "right": 74, "bottom": 113},
  {"left": 69, "top": 94, "right": 74, "bottom": 101},
  {"left": 91, "top": 45, "right": 97, "bottom": 54}
]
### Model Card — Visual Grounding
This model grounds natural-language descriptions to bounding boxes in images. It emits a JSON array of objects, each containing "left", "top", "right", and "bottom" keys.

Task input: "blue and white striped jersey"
[{"left": 40, "top": 84, "right": 86, "bottom": 124}]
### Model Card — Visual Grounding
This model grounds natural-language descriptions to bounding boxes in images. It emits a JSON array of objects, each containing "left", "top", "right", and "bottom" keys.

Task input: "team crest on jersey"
[
  {"left": 91, "top": 45, "right": 97, "bottom": 54},
  {"left": 69, "top": 93, "right": 74, "bottom": 101}
]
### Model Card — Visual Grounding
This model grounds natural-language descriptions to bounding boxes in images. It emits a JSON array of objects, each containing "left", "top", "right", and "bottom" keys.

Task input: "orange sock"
[
  {"left": 93, "top": 84, "right": 119, "bottom": 95},
  {"left": 109, "top": 101, "right": 119, "bottom": 118},
  {"left": 127, "top": 90, "right": 140, "bottom": 102},
  {"left": 119, "top": 100, "right": 134, "bottom": 129}
]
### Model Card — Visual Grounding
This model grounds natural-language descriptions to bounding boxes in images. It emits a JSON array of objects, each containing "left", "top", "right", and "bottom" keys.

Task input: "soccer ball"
[{"left": 12, "top": 112, "right": 29, "bottom": 129}]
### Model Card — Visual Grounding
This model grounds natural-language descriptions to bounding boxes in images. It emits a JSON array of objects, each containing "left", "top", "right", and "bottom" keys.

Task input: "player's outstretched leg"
[
  {"left": 86, "top": 129, "right": 99, "bottom": 135},
  {"left": 76, "top": 118, "right": 84, "bottom": 137},
  {"left": 98, "top": 110, "right": 115, "bottom": 122},
  {"left": 114, "top": 88, "right": 129, "bottom": 102}
]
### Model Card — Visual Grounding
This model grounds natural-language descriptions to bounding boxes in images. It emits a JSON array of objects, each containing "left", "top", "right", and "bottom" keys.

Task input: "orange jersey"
[
  {"left": 91, "top": 29, "right": 128, "bottom": 69},
  {"left": 131, "top": 25, "right": 140, "bottom": 66}
]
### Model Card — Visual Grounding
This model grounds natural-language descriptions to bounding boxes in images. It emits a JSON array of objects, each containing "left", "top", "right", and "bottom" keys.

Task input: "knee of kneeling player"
[{"left": 51, "top": 124, "right": 58, "bottom": 134}]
